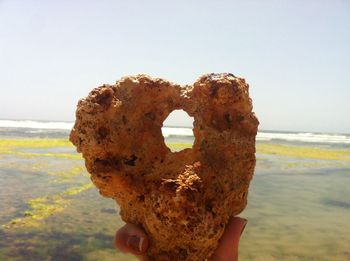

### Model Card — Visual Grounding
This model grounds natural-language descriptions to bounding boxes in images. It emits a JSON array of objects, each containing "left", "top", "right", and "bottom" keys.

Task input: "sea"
[
  {"left": 0, "top": 119, "right": 349, "bottom": 148},
  {"left": 1, "top": 119, "right": 350, "bottom": 260}
]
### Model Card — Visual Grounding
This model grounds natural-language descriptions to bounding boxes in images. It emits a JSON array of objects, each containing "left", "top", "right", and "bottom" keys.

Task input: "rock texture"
[{"left": 70, "top": 73, "right": 259, "bottom": 261}]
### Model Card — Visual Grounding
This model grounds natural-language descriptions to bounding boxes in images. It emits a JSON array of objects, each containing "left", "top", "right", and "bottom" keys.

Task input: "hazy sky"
[{"left": 0, "top": 0, "right": 349, "bottom": 133}]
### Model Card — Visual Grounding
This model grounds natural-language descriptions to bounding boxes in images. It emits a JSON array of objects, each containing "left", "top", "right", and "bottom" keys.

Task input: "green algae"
[
  {"left": 161, "top": 142, "right": 350, "bottom": 162},
  {"left": 48, "top": 166, "right": 89, "bottom": 183},
  {"left": 0, "top": 139, "right": 72, "bottom": 148},
  {"left": 257, "top": 143, "right": 350, "bottom": 162},
  {"left": 284, "top": 161, "right": 333, "bottom": 169},
  {"left": 1, "top": 138, "right": 350, "bottom": 260},
  {"left": 49, "top": 166, "right": 83, "bottom": 178},
  {"left": 64, "top": 183, "right": 93, "bottom": 196},
  {"left": 4, "top": 183, "right": 93, "bottom": 229},
  {"left": 0, "top": 160, "right": 50, "bottom": 171},
  {"left": 0, "top": 138, "right": 81, "bottom": 159},
  {"left": 285, "top": 162, "right": 314, "bottom": 169},
  {"left": 20, "top": 152, "right": 81, "bottom": 159},
  {"left": 5, "top": 197, "right": 67, "bottom": 228},
  {"left": 0, "top": 160, "right": 86, "bottom": 183},
  {"left": 1, "top": 138, "right": 349, "bottom": 163},
  {"left": 165, "top": 142, "right": 350, "bottom": 169},
  {"left": 166, "top": 142, "right": 192, "bottom": 150},
  {"left": 3, "top": 151, "right": 81, "bottom": 160}
]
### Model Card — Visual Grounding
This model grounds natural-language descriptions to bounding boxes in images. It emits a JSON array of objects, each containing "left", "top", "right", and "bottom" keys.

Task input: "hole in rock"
[{"left": 161, "top": 109, "right": 194, "bottom": 152}]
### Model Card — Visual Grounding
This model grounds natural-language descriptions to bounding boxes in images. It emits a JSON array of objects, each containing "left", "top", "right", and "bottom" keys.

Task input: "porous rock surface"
[{"left": 70, "top": 73, "right": 259, "bottom": 260}]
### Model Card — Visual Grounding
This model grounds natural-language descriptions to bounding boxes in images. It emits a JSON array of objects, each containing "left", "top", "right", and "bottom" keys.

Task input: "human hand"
[{"left": 114, "top": 217, "right": 247, "bottom": 261}]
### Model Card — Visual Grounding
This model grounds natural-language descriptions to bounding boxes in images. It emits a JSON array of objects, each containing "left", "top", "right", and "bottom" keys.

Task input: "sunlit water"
[{"left": 0, "top": 135, "right": 349, "bottom": 260}]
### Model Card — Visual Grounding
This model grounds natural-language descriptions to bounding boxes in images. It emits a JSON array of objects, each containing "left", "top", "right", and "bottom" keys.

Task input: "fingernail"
[
  {"left": 241, "top": 219, "right": 248, "bottom": 236},
  {"left": 126, "top": 235, "right": 144, "bottom": 253}
]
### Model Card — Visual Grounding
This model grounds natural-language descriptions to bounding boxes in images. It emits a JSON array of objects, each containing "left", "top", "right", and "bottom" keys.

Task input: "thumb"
[
  {"left": 114, "top": 223, "right": 149, "bottom": 258},
  {"left": 209, "top": 217, "right": 247, "bottom": 261}
]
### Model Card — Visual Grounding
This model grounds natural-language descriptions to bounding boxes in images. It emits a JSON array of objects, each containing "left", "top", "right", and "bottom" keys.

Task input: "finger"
[
  {"left": 114, "top": 223, "right": 149, "bottom": 257},
  {"left": 209, "top": 217, "right": 247, "bottom": 261}
]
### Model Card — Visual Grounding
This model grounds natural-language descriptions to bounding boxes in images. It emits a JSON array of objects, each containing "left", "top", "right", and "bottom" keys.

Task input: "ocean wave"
[
  {"left": 163, "top": 128, "right": 350, "bottom": 144},
  {"left": 256, "top": 132, "right": 350, "bottom": 144},
  {"left": 161, "top": 127, "right": 194, "bottom": 137},
  {"left": 1, "top": 120, "right": 349, "bottom": 144},
  {"left": 0, "top": 120, "right": 73, "bottom": 130}
]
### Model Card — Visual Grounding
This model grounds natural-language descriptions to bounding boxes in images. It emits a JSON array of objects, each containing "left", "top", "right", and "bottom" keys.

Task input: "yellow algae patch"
[
  {"left": 284, "top": 161, "right": 330, "bottom": 169},
  {"left": 0, "top": 138, "right": 81, "bottom": 159},
  {"left": 5, "top": 197, "right": 67, "bottom": 228},
  {"left": 4, "top": 182, "right": 93, "bottom": 229},
  {"left": 0, "top": 139, "right": 192, "bottom": 158},
  {"left": 152, "top": 142, "right": 350, "bottom": 162},
  {"left": 13, "top": 151, "right": 82, "bottom": 159},
  {"left": 285, "top": 162, "right": 299, "bottom": 169},
  {"left": 49, "top": 166, "right": 88, "bottom": 184},
  {"left": 257, "top": 143, "right": 350, "bottom": 162},
  {"left": 0, "top": 161, "right": 86, "bottom": 182},
  {"left": 166, "top": 143, "right": 192, "bottom": 151},
  {"left": 0, "top": 139, "right": 72, "bottom": 148},
  {"left": 64, "top": 183, "right": 93, "bottom": 196},
  {"left": 0, "top": 146, "right": 15, "bottom": 155},
  {"left": 48, "top": 166, "right": 88, "bottom": 183}
]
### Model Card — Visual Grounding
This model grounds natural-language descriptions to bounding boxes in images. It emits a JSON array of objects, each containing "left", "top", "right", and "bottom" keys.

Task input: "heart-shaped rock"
[{"left": 70, "top": 73, "right": 259, "bottom": 261}]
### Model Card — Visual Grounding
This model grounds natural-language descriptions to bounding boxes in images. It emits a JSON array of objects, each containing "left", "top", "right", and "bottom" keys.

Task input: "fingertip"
[{"left": 114, "top": 223, "right": 149, "bottom": 256}]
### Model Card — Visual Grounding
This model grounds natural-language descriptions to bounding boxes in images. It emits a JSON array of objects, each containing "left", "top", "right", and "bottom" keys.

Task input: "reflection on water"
[{"left": 0, "top": 139, "right": 349, "bottom": 261}]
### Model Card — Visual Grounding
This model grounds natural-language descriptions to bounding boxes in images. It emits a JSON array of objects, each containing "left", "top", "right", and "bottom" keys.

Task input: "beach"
[{"left": 0, "top": 121, "right": 349, "bottom": 260}]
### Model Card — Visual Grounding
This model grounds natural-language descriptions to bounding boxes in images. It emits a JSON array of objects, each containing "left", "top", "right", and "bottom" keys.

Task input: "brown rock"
[{"left": 70, "top": 73, "right": 259, "bottom": 260}]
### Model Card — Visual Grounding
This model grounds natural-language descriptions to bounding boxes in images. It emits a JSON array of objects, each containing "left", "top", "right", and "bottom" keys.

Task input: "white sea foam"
[
  {"left": 0, "top": 120, "right": 73, "bottom": 130},
  {"left": 163, "top": 128, "right": 350, "bottom": 144},
  {"left": 161, "top": 127, "right": 194, "bottom": 137},
  {"left": 256, "top": 132, "right": 350, "bottom": 144},
  {"left": 1, "top": 120, "right": 349, "bottom": 144}
]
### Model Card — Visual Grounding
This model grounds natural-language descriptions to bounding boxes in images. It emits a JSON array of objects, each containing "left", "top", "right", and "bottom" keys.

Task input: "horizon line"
[{"left": 0, "top": 118, "right": 349, "bottom": 135}]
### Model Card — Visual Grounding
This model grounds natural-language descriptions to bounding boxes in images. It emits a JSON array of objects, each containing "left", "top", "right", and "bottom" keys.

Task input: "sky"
[{"left": 0, "top": 0, "right": 349, "bottom": 133}]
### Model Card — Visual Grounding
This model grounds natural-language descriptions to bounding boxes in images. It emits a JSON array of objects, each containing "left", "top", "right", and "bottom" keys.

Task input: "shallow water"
[
  {"left": 241, "top": 168, "right": 350, "bottom": 261},
  {"left": 0, "top": 139, "right": 349, "bottom": 260}
]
